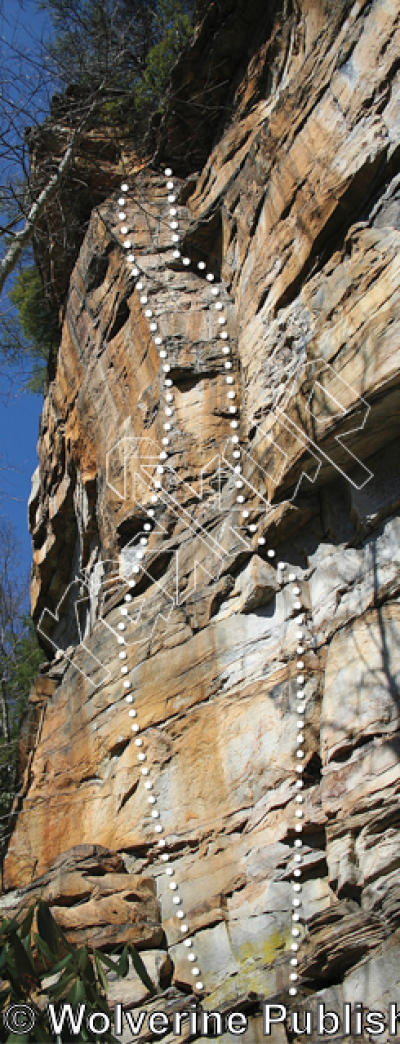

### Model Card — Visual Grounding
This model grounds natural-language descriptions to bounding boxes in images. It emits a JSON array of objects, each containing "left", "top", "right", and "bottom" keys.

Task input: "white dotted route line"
[
  {"left": 283, "top": 564, "right": 306, "bottom": 997},
  {"left": 118, "top": 170, "right": 209, "bottom": 993},
  {"left": 115, "top": 169, "right": 307, "bottom": 999}
]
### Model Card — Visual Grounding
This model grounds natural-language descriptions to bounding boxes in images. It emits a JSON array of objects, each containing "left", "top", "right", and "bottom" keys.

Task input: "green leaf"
[
  {"left": 8, "top": 931, "right": 37, "bottom": 983},
  {"left": 116, "top": 947, "right": 129, "bottom": 978},
  {"left": 36, "top": 901, "right": 63, "bottom": 955},
  {"left": 46, "top": 960, "right": 80, "bottom": 1002},
  {"left": 18, "top": 905, "right": 35, "bottom": 941},
  {"left": 126, "top": 944, "right": 156, "bottom": 994},
  {"left": 47, "top": 978, "right": 74, "bottom": 1003},
  {"left": 0, "top": 917, "right": 17, "bottom": 938},
  {"left": 93, "top": 952, "right": 108, "bottom": 993},
  {"left": 94, "top": 950, "right": 119, "bottom": 973},
  {"left": 65, "top": 976, "right": 86, "bottom": 1006},
  {"left": 43, "top": 951, "right": 74, "bottom": 978},
  {"left": 33, "top": 933, "right": 55, "bottom": 964},
  {"left": 77, "top": 945, "right": 90, "bottom": 973}
]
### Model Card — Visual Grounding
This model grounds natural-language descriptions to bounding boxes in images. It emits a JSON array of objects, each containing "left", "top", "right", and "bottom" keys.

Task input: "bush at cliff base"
[{"left": 0, "top": 898, "right": 156, "bottom": 1042}]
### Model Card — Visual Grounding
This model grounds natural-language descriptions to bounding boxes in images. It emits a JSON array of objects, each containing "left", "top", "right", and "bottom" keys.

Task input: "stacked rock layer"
[{"left": 2, "top": 0, "right": 400, "bottom": 1036}]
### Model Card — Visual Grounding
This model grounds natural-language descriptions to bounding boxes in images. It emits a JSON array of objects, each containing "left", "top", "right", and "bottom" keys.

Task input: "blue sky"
[
  {"left": 0, "top": 0, "right": 52, "bottom": 574},
  {"left": 0, "top": 380, "right": 42, "bottom": 573}
]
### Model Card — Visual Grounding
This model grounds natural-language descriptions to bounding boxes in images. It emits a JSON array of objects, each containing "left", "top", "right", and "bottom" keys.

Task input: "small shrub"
[{"left": 0, "top": 899, "right": 156, "bottom": 1042}]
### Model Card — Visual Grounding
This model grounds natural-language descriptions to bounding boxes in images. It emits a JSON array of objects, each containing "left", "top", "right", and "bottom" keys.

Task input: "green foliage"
[
  {"left": 8, "top": 265, "right": 54, "bottom": 393},
  {"left": 0, "top": 615, "right": 44, "bottom": 867},
  {"left": 39, "top": 0, "right": 195, "bottom": 125},
  {"left": 134, "top": 0, "right": 193, "bottom": 115},
  {"left": 10, "top": 268, "right": 53, "bottom": 361},
  {"left": 0, "top": 2, "right": 195, "bottom": 393},
  {"left": 0, "top": 255, "right": 54, "bottom": 395},
  {"left": 0, "top": 519, "right": 45, "bottom": 870},
  {"left": 0, "top": 898, "right": 156, "bottom": 1042}
]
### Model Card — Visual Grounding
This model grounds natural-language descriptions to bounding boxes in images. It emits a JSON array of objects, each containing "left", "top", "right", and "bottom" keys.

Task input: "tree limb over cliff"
[
  {"left": 0, "top": 0, "right": 195, "bottom": 388},
  {"left": 0, "top": 126, "right": 79, "bottom": 297}
]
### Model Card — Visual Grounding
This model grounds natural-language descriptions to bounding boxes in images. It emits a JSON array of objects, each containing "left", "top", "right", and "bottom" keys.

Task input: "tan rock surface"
[
  {"left": 0, "top": 846, "right": 163, "bottom": 951},
  {"left": 3, "top": 0, "right": 400, "bottom": 1025}
]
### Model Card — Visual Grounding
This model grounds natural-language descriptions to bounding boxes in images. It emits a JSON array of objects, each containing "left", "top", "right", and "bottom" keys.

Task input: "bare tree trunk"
[
  {"left": 0, "top": 680, "right": 10, "bottom": 743},
  {"left": 0, "top": 95, "right": 100, "bottom": 296},
  {"left": 0, "top": 134, "right": 78, "bottom": 296}
]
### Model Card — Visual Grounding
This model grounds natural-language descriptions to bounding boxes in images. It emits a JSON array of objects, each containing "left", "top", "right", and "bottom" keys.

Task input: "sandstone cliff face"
[{"left": 3, "top": 0, "right": 400, "bottom": 1035}]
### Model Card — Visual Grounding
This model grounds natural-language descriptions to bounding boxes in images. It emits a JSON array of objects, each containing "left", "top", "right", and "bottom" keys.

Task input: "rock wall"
[{"left": 3, "top": 0, "right": 400, "bottom": 1036}]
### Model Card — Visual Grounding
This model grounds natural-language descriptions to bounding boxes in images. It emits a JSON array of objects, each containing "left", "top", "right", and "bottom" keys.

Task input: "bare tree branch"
[{"left": 0, "top": 121, "right": 81, "bottom": 295}]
